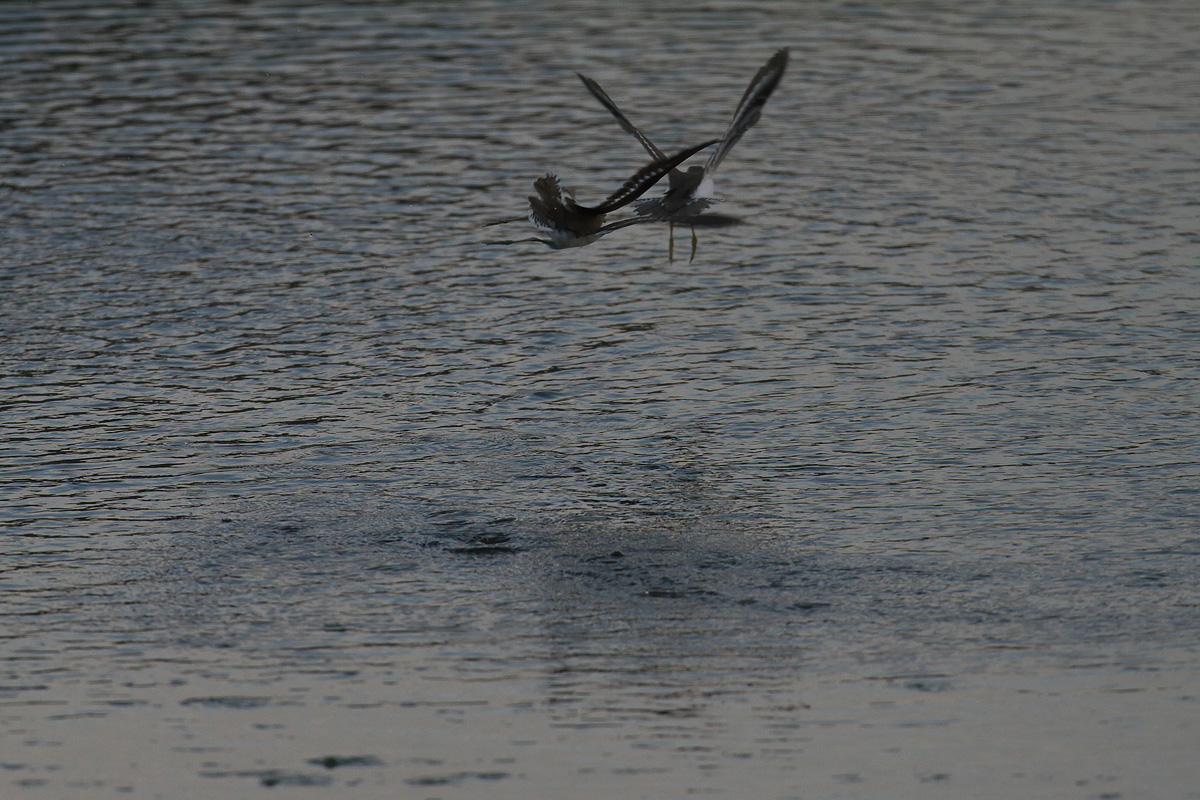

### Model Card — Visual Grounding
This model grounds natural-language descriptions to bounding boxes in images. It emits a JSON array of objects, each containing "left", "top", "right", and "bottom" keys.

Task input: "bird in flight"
[
  {"left": 487, "top": 139, "right": 718, "bottom": 250},
  {"left": 578, "top": 49, "right": 789, "bottom": 261}
]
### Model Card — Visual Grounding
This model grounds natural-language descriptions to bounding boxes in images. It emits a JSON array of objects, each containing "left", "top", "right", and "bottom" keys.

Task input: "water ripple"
[{"left": 2, "top": 3, "right": 1199, "bottom": 795}]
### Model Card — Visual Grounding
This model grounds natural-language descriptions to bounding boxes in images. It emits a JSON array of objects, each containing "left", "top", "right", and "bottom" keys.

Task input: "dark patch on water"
[
  {"left": 406, "top": 770, "right": 511, "bottom": 786},
  {"left": 307, "top": 755, "right": 384, "bottom": 769},
  {"left": 181, "top": 696, "right": 274, "bottom": 709}
]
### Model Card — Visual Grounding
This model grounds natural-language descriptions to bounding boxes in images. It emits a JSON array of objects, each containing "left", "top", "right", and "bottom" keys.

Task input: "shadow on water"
[{"left": 104, "top": 494, "right": 1197, "bottom": 691}]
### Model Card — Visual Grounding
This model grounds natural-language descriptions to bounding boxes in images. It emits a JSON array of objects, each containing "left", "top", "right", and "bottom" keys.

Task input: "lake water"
[{"left": 2, "top": 1, "right": 1199, "bottom": 798}]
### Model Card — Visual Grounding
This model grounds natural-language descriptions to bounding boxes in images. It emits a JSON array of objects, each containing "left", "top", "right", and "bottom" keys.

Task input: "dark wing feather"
[
  {"left": 532, "top": 174, "right": 569, "bottom": 205},
  {"left": 528, "top": 174, "right": 567, "bottom": 229},
  {"left": 593, "top": 216, "right": 653, "bottom": 237},
  {"left": 578, "top": 73, "right": 669, "bottom": 162},
  {"left": 581, "top": 138, "right": 720, "bottom": 215},
  {"left": 704, "top": 48, "right": 789, "bottom": 176},
  {"left": 483, "top": 215, "right": 531, "bottom": 227}
]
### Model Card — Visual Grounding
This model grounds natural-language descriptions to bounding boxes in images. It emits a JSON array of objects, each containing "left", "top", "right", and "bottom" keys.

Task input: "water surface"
[{"left": 2, "top": 1, "right": 1199, "bottom": 798}]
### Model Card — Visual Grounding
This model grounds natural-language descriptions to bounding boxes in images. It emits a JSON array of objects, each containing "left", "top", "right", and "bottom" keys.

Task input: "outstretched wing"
[
  {"left": 593, "top": 216, "right": 653, "bottom": 237},
  {"left": 581, "top": 138, "right": 720, "bottom": 215},
  {"left": 704, "top": 48, "right": 789, "bottom": 176},
  {"left": 577, "top": 73, "right": 668, "bottom": 162},
  {"left": 483, "top": 215, "right": 531, "bottom": 228}
]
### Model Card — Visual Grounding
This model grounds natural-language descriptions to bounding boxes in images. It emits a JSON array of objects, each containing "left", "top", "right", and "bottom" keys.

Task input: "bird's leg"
[
  {"left": 689, "top": 225, "right": 698, "bottom": 263},
  {"left": 668, "top": 222, "right": 675, "bottom": 262}
]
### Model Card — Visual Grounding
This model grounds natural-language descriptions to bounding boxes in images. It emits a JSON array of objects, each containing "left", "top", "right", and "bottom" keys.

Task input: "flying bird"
[
  {"left": 578, "top": 48, "right": 789, "bottom": 261},
  {"left": 487, "top": 139, "right": 718, "bottom": 250}
]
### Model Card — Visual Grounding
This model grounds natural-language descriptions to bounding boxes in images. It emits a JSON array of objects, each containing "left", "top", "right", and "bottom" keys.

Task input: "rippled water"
[{"left": 3, "top": 1, "right": 1199, "bottom": 797}]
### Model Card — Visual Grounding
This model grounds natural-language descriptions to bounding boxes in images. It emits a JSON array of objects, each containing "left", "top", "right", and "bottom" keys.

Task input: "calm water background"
[{"left": 2, "top": 1, "right": 1199, "bottom": 798}]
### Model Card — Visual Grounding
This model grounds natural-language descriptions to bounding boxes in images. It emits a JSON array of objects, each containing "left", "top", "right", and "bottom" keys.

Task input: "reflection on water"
[{"left": 2, "top": 1, "right": 1199, "bottom": 797}]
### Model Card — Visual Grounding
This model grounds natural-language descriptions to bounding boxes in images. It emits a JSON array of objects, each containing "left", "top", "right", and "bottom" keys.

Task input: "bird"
[
  {"left": 578, "top": 48, "right": 789, "bottom": 261},
  {"left": 486, "top": 139, "right": 719, "bottom": 250}
]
